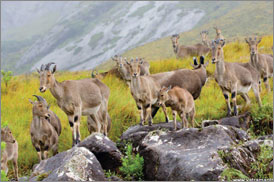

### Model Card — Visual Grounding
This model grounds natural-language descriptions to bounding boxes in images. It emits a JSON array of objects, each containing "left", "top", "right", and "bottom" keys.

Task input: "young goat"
[
  {"left": 245, "top": 37, "right": 273, "bottom": 92},
  {"left": 157, "top": 86, "right": 195, "bottom": 130},
  {"left": 1, "top": 126, "right": 18, "bottom": 180},
  {"left": 171, "top": 34, "right": 210, "bottom": 60},
  {"left": 127, "top": 58, "right": 161, "bottom": 126},
  {"left": 37, "top": 62, "right": 110, "bottom": 146},
  {"left": 212, "top": 39, "right": 262, "bottom": 116},
  {"left": 29, "top": 95, "right": 59, "bottom": 161}
]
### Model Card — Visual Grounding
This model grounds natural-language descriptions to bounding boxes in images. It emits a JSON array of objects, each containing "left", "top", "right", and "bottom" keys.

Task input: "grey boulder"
[
  {"left": 30, "top": 147, "right": 106, "bottom": 181},
  {"left": 78, "top": 132, "right": 122, "bottom": 172}
]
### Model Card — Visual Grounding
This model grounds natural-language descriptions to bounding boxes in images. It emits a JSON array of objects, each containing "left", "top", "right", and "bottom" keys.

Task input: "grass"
[{"left": 1, "top": 35, "right": 273, "bottom": 178}]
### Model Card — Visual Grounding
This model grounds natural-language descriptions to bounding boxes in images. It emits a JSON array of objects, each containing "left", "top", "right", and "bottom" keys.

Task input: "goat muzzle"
[{"left": 39, "top": 87, "right": 46, "bottom": 93}]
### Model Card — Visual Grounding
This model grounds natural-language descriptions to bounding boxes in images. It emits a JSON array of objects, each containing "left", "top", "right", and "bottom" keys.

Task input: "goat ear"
[
  {"left": 245, "top": 38, "right": 249, "bottom": 44},
  {"left": 47, "top": 104, "right": 50, "bottom": 110},
  {"left": 52, "top": 65, "right": 56, "bottom": 74},
  {"left": 257, "top": 37, "right": 262, "bottom": 44},
  {"left": 36, "top": 68, "right": 40, "bottom": 73},
  {"left": 29, "top": 99, "right": 34, "bottom": 104},
  {"left": 200, "top": 56, "right": 204, "bottom": 65},
  {"left": 193, "top": 57, "right": 198, "bottom": 65}
]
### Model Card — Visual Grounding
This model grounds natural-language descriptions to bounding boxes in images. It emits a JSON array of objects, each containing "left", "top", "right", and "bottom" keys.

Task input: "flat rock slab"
[
  {"left": 78, "top": 132, "right": 122, "bottom": 172},
  {"left": 30, "top": 147, "right": 106, "bottom": 181}
]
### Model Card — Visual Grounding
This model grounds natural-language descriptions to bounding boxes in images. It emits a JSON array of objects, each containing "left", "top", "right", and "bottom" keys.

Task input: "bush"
[
  {"left": 219, "top": 168, "right": 249, "bottom": 181},
  {"left": 250, "top": 104, "right": 273, "bottom": 136},
  {"left": 119, "top": 144, "right": 144, "bottom": 181},
  {"left": 1, "top": 70, "right": 13, "bottom": 88},
  {"left": 250, "top": 145, "right": 273, "bottom": 179}
]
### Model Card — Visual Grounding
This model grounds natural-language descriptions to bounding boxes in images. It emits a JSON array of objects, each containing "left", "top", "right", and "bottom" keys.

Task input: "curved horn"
[
  {"left": 32, "top": 95, "right": 45, "bottom": 102},
  {"left": 40, "top": 64, "right": 45, "bottom": 71},
  {"left": 45, "top": 62, "right": 55, "bottom": 70}
]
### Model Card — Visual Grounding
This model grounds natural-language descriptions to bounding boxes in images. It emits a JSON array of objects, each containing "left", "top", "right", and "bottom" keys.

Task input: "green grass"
[{"left": 1, "top": 35, "right": 273, "bottom": 178}]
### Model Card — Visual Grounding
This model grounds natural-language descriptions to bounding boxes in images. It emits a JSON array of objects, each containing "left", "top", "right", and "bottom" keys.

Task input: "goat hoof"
[
  {"left": 165, "top": 117, "right": 169, "bottom": 123},
  {"left": 139, "top": 122, "right": 144, "bottom": 126},
  {"left": 148, "top": 122, "right": 152, "bottom": 126}
]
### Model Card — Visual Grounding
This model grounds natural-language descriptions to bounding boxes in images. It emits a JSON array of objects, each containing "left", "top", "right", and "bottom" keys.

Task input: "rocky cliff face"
[
  {"left": 21, "top": 2, "right": 204, "bottom": 72},
  {"left": 2, "top": 1, "right": 205, "bottom": 73}
]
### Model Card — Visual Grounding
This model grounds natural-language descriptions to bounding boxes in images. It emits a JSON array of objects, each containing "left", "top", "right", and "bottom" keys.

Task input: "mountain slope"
[{"left": 1, "top": 1, "right": 273, "bottom": 74}]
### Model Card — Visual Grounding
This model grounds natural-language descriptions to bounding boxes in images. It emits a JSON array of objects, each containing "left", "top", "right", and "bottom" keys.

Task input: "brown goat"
[
  {"left": 112, "top": 55, "right": 150, "bottom": 82},
  {"left": 29, "top": 95, "right": 59, "bottom": 161},
  {"left": 245, "top": 37, "right": 273, "bottom": 92},
  {"left": 212, "top": 39, "right": 262, "bottom": 116},
  {"left": 1, "top": 126, "right": 18, "bottom": 180},
  {"left": 200, "top": 30, "right": 211, "bottom": 48},
  {"left": 127, "top": 58, "right": 161, "bottom": 126},
  {"left": 158, "top": 86, "right": 195, "bottom": 130},
  {"left": 37, "top": 62, "right": 110, "bottom": 146},
  {"left": 171, "top": 34, "right": 210, "bottom": 60}
]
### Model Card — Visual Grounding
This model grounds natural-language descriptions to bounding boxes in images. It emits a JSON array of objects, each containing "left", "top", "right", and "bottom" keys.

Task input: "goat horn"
[
  {"left": 40, "top": 64, "right": 45, "bottom": 71},
  {"left": 45, "top": 62, "right": 55, "bottom": 70},
  {"left": 32, "top": 95, "right": 45, "bottom": 102}
]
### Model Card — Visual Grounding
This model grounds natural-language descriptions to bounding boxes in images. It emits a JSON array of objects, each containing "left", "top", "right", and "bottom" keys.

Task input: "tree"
[{"left": 1, "top": 70, "right": 13, "bottom": 88}]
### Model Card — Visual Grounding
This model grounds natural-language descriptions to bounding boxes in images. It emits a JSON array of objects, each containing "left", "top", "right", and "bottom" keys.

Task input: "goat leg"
[
  {"left": 151, "top": 106, "right": 160, "bottom": 119},
  {"left": 161, "top": 104, "right": 169, "bottom": 123},
  {"left": 172, "top": 110, "right": 177, "bottom": 130}
]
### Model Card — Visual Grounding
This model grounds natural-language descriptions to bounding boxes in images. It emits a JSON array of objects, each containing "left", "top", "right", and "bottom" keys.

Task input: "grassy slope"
[
  {"left": 1, "top": 36, "right": 273, "bottom": 177},
  {"left": 97, "top": 1, "right": 273, "bottom": 71}
]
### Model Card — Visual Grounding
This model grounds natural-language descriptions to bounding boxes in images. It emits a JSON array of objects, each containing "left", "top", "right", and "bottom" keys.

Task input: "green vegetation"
[
  {"left": 220, "top": 168, "right": 249, "bottom": 181},
  {"left": 119, "top": 144, "right": 144, "bottom": 181},
  {"left": 251, "top": 145, "right": 273, "bottom": 179},
  {"left": 1, "top": 70, "right": 13, "bottom": 88},
  {"left": 1, "top": 36, "right": 273, "bottom": 178}
]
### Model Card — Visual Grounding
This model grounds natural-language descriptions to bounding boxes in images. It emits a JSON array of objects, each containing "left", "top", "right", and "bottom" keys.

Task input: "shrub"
[
  {"left": 250, "top": 104, "right": 273, "bottom": 136},
  {"left": 219, "top": 168, "right": 249, "bottom": 181},
  {"left": 119, "top": 144, "right": 144, "bottom": 181},
  {"left": 250, "top": 145, "right": 273, "bottom": 179},
  {"left": 1, "top": 70, "right": 13, "bottom": 88}
]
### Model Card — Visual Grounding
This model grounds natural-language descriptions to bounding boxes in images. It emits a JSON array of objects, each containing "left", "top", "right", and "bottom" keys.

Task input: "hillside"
[
  {"left": 1, "top": 1, "right": 273, "bottom": 74},
  {"left": 98, "top": 1, "right": 273, "bottom": 70},
  {"left": 1, "top": 35, "right": 273, "bottom": 178}
]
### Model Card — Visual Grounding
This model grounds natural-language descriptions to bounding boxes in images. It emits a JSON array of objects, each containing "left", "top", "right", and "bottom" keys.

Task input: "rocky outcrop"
[
  {"left": 78, "top": 133, "right": 122, "bottom": 172},
  {"left": 30, "top": 147, "right": 106, "bottom": 181},
  {"left": 120, "top": 123, "right": 252, "bottom": 181},
  {"left": 119, "top": 122, "right": 182, "bottom": 151},
  {"left": 218, "top": 140, "right": 261, "bottom": 177}
]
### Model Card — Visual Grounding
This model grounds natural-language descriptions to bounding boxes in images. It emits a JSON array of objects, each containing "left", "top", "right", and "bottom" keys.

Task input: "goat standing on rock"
[
  {"left": 157, "top": 86, "right": 195, "bottom": 130},
  {"left": 29, "top": 95, "right": 59, "bottom": 161},
  {"left": 37, "top": 62, "right": 110, "bottom": 146}
]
